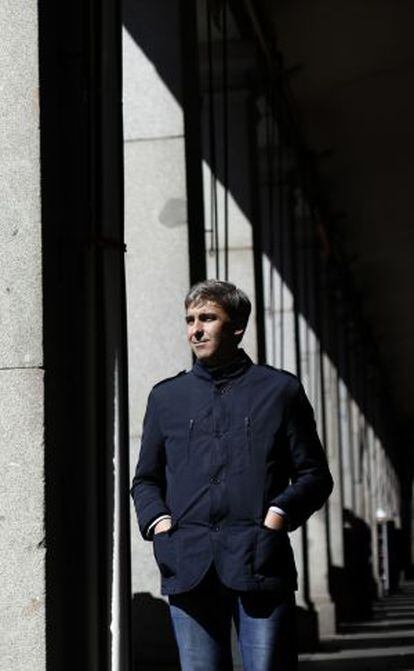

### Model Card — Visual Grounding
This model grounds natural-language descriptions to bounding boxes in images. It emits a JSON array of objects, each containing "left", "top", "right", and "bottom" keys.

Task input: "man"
[{"left": 131, "top": 280, "right": 333, "bottom": 670}]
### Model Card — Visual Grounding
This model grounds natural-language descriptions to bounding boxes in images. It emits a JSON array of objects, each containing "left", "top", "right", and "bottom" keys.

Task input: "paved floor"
[{"left": 299, "top": 582, "right": 414, "bottom": 670}]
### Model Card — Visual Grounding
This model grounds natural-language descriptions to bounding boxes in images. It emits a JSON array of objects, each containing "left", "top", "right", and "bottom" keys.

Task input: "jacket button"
[
  {"left": 210, "top": 476, "right": 220, "bottom": 485},
  {"left": 213, "top": 525, "right": 220, "bottom": 532}
]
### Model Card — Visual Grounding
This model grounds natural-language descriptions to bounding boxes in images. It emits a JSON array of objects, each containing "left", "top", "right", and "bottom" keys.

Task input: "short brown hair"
[{"left": 185, "top": 280, "right": 251, "bottom": 330}]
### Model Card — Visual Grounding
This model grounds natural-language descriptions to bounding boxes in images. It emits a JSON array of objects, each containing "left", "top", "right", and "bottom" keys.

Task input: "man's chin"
[
  {"left": 193, "top": 349, "right": 213, "bottom": 361},
  {"left": 192, "top": 345, "right": 215, "bottom": 361}
]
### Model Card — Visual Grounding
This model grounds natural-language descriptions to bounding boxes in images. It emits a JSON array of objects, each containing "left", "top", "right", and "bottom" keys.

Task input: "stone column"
[
  {"left": 350, "top": 398, "right": 365, "bottom": 520},
  {"left": 390, "top": 467, "right": 401, "bottom": 528},
  {"left": 123, "top": 1, "right": 192, "bottom": 598},
  {"left": 294, "top": 191, "right": 335, "bottom": 637},
  {"left": 256, "top": 112, "right": 297, "bottom": 374},
  {"left": 324, "top": 356, "right": 345, "bottom": 570},
  {"left": 410, "top": 480, "right": 414, "bottom": 566},
  {"left": 339, "top": 379, "right": 355, "bottom": 511},
  {"left": 253, "top": 109, "right": 312, "bottom": 633},
  {"left": 384, "top": 456, "right": 400, "bottom": 528},
  {"left": 302, "top": 329, "right": 336, "bottom": 636},
  {"left": 353, "top": 407, "right": 364, "bottom": 520},
  {"left": 367, "top": 425, "right": 380, "bottom": 585},
  {"left": 360, "top": 418, "right": 369, "bottom": 524},
  {"left": 0, "top": 2, "right": 45, "bottom": 669},
  {"left": 200, "top": 41, "right": 258, "bottom": 359}
]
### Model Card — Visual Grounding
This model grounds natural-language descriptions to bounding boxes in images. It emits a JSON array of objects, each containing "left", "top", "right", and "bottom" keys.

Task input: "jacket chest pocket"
[
  {"left": 165, "top": 419, "right": 195, "bottom": 471},
  {"left": 229, "top": 416, "right": 252, "bottom": 474},
  {"left": 166, "top": 413, "right": 212, "bottom": 471},
  {"left": 187, "top": 414, "right": 219, "bottom": 467}
]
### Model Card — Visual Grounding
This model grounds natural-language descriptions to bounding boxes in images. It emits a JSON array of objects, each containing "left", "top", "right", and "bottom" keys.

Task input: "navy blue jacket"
[{"left": 131, "top": 351, "right": 333, "bottom": 595}]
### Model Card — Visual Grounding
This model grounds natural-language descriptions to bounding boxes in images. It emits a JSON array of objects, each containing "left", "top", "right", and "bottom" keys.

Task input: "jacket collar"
[{"left": 192, "top": 349, "right": 253, "bottom": 383}]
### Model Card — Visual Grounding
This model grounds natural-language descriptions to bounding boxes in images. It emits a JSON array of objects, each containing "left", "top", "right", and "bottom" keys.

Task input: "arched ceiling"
[{"left": 259, "top": 0, "right": 414, "bottom": 432}]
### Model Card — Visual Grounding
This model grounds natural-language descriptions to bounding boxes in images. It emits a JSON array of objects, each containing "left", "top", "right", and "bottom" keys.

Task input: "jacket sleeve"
[
  {"left": 269, "top": 382, "right": 334, "bottom": 531},
  {"left": 130, "top": 390, "right": 171, "bottom": 540}
]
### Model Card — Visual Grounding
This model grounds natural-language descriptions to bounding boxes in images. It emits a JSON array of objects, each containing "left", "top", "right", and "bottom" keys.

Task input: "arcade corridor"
[
  {"left": 1, "top": 1, "right": 413, "bottom": 669},
  {"left": 124, "top": 0, "right": 414, "bottom": 666}
]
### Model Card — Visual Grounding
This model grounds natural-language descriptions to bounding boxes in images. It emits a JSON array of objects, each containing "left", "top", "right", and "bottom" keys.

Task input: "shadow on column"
[
  {"left": 131, "top": 593, "right": 179, "bottom": 670},
  {"left": 329, "top": 509, "right": 376, "bottom": 624},
  {"left": 295, "top": 607, "right": 319, "bottom": 653},
  {"left": 388, "top": 523, "right": 404, "bottom": 594}
]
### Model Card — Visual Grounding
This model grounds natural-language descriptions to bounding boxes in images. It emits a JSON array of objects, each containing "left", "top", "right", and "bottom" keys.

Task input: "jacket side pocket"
[
  {"left": 153, "top": 530, "right": 177, "bottom": 579},
  {"left": 253, "top": 525, "right": 289, "bottom": 578}
]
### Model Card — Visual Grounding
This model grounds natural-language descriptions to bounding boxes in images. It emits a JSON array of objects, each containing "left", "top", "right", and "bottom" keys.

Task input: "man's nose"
[{"left": 190, "top": 320, "right": 203, "bottom": 339}]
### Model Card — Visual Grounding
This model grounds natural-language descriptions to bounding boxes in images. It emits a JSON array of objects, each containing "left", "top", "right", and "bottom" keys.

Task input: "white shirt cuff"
[
  {"left": 268, "top": 506, "right": 287, "bottom": 518},
  {"left": 146, "top": 514, "right": 172, "bottom": 538}
]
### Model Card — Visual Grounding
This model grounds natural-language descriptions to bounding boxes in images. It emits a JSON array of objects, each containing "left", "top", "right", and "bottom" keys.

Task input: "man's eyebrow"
[{"left": 185, "top": 311, "right": 218, "bottom": 321}]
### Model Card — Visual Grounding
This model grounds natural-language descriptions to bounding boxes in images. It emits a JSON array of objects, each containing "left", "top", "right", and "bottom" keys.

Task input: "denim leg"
[
  {"left": 169, "top": 570, "right": 234, "bottom": 671},
  {"left": 234, "top": 591, "right": 297, "bottom": 671}
]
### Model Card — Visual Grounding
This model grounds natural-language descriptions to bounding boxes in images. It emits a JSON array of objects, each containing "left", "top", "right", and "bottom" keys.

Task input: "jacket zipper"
[
  {"left": 187, "top": 418, "right": 194, "bottom": 460},
  {"left": 244, "top": 416, "right": 251, "bottom": 462}
]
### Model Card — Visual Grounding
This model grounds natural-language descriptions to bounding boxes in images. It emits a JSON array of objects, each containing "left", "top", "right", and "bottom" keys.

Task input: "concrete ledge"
[{"left": 0, "top": 368, "right": 45, "bottom": 671}]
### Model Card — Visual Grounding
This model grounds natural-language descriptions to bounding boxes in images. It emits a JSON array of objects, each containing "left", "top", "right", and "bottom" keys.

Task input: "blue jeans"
[{"left": 169, "top": 565, "right": 297, "bottom": 671}]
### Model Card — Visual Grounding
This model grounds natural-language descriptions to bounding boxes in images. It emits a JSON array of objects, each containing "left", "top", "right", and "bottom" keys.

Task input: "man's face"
[{"left": 185, "top": 300, "right": 242, "bottom": 365}]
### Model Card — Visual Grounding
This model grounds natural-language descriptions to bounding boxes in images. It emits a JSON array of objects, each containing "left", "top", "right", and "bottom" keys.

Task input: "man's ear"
[{"left": 233, "top": 326, "right": 245, "bottom": 342}]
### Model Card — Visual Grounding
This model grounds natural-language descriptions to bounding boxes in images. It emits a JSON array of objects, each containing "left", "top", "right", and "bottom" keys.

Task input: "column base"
[{"left": 314, "top": 596, "right": 336, "bottom": 637}]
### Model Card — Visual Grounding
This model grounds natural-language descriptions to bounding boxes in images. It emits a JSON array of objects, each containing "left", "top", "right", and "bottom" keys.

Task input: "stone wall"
[{"left": 0, "top": 1, "right": 45, "bottom": 669}]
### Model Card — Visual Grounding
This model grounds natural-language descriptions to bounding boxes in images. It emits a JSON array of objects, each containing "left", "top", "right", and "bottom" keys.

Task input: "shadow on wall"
[
  {"left": 330, "top": 509, "right": 376, "bottom": 623},
  {"left": 132, "top": 592, "right": 180, "bottom": 670}
]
